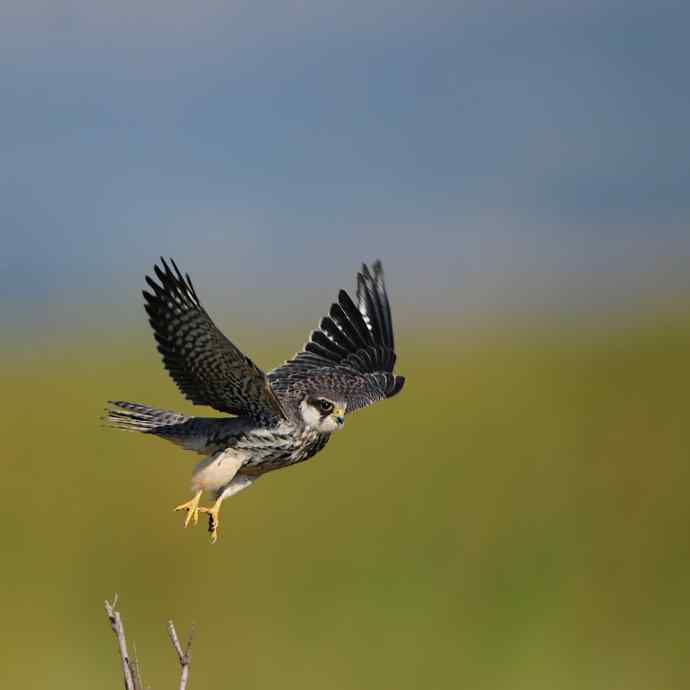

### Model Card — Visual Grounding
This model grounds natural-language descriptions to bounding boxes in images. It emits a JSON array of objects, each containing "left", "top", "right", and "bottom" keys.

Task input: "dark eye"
[{"left": 317, "top": 399, "right": 334, "bottom": 414}]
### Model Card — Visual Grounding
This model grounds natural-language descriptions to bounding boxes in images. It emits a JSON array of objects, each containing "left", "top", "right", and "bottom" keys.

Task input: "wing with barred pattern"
[
  {"left": 269, "top": 261, "right": 405, "bottom": 413},
  {"left": 143, "top": 258, "right": 286, "bottom": 423}
]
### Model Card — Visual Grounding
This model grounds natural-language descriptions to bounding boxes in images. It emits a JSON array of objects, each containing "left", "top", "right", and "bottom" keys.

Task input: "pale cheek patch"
[{"left": 299, "top": 400, "right": 322, "bottom": 429}]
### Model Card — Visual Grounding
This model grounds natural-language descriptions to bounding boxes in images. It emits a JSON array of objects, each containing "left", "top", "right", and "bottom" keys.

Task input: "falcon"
[{"left": 106, "top": 258, "right": 405, "bottom": 542}]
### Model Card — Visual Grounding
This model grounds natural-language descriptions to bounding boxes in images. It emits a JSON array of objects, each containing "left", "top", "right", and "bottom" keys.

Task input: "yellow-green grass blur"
[{"left": 2, "top": 311, "right": 689, "bottom": 689}]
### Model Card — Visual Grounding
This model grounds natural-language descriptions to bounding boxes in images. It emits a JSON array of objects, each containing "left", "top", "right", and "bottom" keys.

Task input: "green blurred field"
[{"left": 2, "top": 311, "right": 689, "bottom": 689}]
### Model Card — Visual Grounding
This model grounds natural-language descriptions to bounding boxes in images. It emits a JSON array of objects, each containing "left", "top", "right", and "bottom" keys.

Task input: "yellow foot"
[
  {"left": 174, "top": 490, "right": 203, "bottom": 528},
  {"left": 199, "top": 500, "right": 222, "bottom": 544}
]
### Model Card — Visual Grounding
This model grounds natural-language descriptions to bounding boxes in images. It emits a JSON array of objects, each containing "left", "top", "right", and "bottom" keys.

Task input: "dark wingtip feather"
[
  {"left": 356, "top": 259, "right": 395, "bottom": 351},
  {"left": 356, "top": 264, "right": 385, "bottom": 348},
  {"left": 144, "top": 275, "right": 162, "bottom": 294},
  {"left": 373, "top": 259, "right": 394, "bottom": 350},
  {"left": 170, "top": 257, "right": 184, "bottom": 281},
  {"left": 185, "top": 272, "right": 200, "bottom": 302},
  {"left": 154, "top": 256, "right": 170, "bottom": 280},
  {"left": 389, "top": 375, "right": 405, "bottom": 397},
  {"left": 338, "top": 289, "right": 373, "bottom": 347},
  {"left": 153, "top": 263, "right": 166, "bottom": 284}
]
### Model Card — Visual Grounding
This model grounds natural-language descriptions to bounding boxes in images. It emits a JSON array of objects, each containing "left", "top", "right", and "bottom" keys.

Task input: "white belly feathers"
[{"left": 191, "top": 448, "right": 250, "bottom": 494}]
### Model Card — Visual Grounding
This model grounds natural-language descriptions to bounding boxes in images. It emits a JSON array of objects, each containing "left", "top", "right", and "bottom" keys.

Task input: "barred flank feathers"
[{"left": 105, "top": 401, "right": 190, "bottom": 433}]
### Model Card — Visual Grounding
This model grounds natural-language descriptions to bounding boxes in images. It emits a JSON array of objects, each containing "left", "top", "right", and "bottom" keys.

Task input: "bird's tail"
[{"left": 104, "top": 401, "right": 190, "bottom": 434}]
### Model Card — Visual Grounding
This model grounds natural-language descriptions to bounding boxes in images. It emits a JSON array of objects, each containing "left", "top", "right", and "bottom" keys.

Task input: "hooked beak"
[{"left": 334, "top": 407, "right": 345, "bottom": 427}]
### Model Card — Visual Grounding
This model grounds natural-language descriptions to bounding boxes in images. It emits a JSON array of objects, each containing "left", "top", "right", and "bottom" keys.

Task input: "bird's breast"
[{"left": 236, "top": 426, "right": 329, "bottom": 475}]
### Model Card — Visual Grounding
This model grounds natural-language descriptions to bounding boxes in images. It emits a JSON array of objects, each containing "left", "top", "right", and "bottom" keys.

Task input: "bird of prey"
[{"left": 106, "top": 258, "right": 405, "bottom": 542}]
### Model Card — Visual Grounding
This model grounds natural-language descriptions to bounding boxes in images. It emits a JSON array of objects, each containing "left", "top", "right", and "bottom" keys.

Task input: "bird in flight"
[{"left": 106, "top": 258, "right": 405, "bottom": 542}]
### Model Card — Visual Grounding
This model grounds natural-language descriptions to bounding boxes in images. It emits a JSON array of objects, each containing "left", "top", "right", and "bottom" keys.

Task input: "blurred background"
[{"left": 1, "top": 2, "right": 689, "bottom": 688}]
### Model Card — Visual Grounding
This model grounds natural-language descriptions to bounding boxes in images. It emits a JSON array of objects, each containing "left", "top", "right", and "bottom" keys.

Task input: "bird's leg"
[
  {"left": 199, "top": 475, "right": 255, "bottom": 544},
  {"left": 198, "top": 498, "right": 223, "bottom": 544},
  {"left": 174, "top": 490, "right": 203, "bottom": 528}
]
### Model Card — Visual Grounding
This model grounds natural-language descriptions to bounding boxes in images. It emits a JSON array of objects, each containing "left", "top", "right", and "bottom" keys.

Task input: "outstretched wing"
[
  {"left": 269, "top": 261, "right": 405, "bottom": 413},
  {"left": 143, "top": 258, "right": 285, "bottom": 422}
]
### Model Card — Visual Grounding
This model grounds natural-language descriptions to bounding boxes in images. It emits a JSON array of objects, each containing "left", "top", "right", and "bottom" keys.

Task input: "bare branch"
[
  {"left": 104, "top": 598, "right": 194, "bottom": 690},
  {"left": 167, "top": 621, "right": 194, "bottom": 690},
  {"left": 104, "top": 597, "right": 140, "bottom": 690}
]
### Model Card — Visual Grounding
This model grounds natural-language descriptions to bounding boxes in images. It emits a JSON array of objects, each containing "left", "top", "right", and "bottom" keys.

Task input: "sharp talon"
[{"left": 173, "top": 490, "right": 203, "bottom": 528}]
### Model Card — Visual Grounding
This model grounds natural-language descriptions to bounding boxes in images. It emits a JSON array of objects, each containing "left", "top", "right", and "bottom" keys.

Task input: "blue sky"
[{"left": 1, "top": 1, "right": 689, "bottom": 328}]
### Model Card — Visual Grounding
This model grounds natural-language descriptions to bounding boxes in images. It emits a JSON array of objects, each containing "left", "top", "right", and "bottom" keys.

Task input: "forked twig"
[
  {"left": 167, "top": 621, "right": 194, "bottom": 690},
  {"left": 104, "top": 596, "right": 140, "bottom": 690},
  {"left": 104, "top": 597, "right": 193, "bottom": 689}
]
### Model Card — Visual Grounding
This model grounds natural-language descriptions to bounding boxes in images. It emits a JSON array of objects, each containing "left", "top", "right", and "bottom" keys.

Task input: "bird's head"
[{"left": 299, "top": 395, "right": 347, "bottom": 433}]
